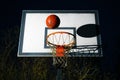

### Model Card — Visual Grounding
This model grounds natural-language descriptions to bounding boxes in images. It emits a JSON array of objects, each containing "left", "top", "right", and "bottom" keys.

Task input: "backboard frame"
[{"left": 17, "top": 10, "right": 102, "bottom": 57}]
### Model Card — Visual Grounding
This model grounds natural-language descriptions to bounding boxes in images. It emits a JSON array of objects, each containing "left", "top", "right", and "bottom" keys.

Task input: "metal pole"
[{"left": 56, "top": 69, "right": 62, "bottom": 80}]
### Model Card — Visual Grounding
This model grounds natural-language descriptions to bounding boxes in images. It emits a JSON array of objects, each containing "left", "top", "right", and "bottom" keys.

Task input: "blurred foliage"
[{"left": 0, "top": 26, "right": 119, "bottom": 80}]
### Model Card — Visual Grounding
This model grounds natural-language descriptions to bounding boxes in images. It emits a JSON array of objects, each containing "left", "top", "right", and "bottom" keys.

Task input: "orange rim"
[{"left": 46, "top": 31, "right": 75, "bottom": 47}]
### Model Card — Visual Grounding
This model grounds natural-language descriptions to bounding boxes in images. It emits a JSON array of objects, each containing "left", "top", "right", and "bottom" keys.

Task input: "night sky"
[{"left": 1, "top": 0, "right": 119, "bottom": 73}]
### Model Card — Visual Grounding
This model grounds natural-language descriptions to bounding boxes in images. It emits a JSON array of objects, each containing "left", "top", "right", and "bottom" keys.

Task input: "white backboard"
[{"left": 18, "top": 10, "right": 102, "bottom": 57}]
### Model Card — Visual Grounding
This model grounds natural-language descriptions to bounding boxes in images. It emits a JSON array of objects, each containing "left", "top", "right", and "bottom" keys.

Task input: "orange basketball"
[
  {"left": 46, "top": 15, "right": 60, "bottom": 29},
  {"left": 56, "top": 46, "right": 65, "bottom": 57}
]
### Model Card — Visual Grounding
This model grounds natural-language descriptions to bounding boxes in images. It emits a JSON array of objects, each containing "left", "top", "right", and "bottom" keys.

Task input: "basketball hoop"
[{"left": 46, "top": 31, "right": 75, "bottom": 68}]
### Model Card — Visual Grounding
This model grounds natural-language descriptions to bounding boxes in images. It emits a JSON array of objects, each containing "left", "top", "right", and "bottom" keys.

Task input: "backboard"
[{"left": 17, "top": 10, "right": 102, "bottom": 57}]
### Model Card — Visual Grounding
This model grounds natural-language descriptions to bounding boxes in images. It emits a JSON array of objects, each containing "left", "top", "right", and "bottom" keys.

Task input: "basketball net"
[{"left": 47, "top": 32, "right": 75, "bottom": 68}]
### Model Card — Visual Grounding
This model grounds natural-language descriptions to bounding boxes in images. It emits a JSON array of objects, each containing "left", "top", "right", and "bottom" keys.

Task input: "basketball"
[
  {"left": 46, "top": 14, "right": 60, "bottom": 29},
  {"left": 56, "top": 46, "right": 65, "bottom": 57}
]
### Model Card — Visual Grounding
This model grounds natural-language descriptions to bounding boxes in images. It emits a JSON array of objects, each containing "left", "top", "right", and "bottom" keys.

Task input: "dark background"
[{"left": 0, "top": 0, "right": 119, "bottom": 79}]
